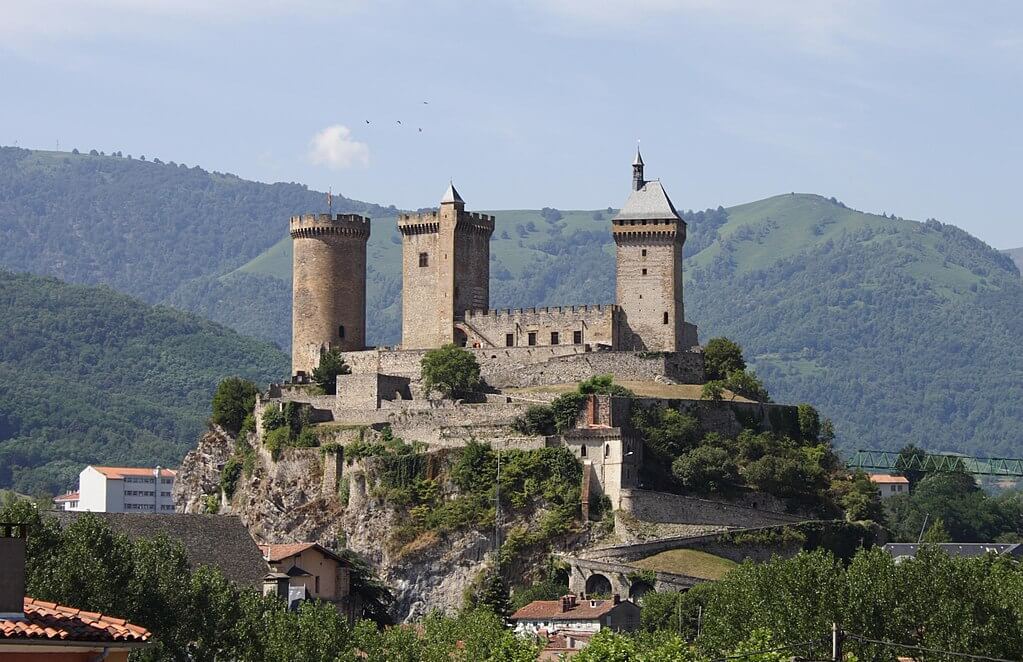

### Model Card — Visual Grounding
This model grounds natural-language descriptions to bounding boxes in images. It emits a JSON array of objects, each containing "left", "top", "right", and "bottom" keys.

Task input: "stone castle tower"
[
  {"left": 290, "top": 213, "right": 371, "bottom": 375},
  {"left": 397, "top": 184, "right": 495, "bottom": 349},
  {"left": 612, "top": 149, "right": 688, "bottom": 351}
]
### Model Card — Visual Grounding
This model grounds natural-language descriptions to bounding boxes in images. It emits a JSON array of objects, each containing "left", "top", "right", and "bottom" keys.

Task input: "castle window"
[
  {"left": 642, "top": 268, "right": 647, "bottom": 276},
  {"left": 605, "top": 444, "right": 611, "bottom": 458},
  {"left": 663, "top": 311, "right": 669, "bottom": 324},
  {"left": 419, "top": 252, "right": 428, "bottom": 267},
  {"left": 641, "top": 249, "right": 647, "bottom": 257},
  {"left": 580, "top": 445, "right": 587, "bottom": 457},
  {"left": 506, "top": 333, "right": 514, "bottom": 347},
  {"left": 338, "top": 325, "right": 346, "bottom": 338},
  {"left": 550, "top": 332, "right": 559, "bottom": 345},
  {"left": 573, "top": 330, "right": 582, "bottom": 344},
  {"left": 528, "top": 332, "right": 537, "bottom": 346}
]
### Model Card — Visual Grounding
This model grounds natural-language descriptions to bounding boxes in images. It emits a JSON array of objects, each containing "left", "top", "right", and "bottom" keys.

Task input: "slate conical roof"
[
  {"left": 441, "top": 182, "right": 464, "bottom": 204},
  {"left": 613, "top": 179, "right": 681, "bottom": 222},
  {"left": 633, "top": 148, "right": 644, "bottom": 166}
]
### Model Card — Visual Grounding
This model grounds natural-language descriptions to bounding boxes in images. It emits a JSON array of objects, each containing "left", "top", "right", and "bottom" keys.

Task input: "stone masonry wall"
[
  {"left": 290, "top": 214, "right": 370, "bottom": 375},
  {"left": 617, "top": 489, "right": 803, "bottom": 528},
  {"left": 614, "top": 229, "right": 685, "bottom": 352},
  {"left": 460, "top": 305, "right": 618, "bottom": 349}
]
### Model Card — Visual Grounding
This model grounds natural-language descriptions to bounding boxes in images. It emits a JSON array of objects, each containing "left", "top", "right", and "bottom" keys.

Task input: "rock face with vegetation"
[{"left": 177, "top": 417, "right": 589, "bottom": 621}]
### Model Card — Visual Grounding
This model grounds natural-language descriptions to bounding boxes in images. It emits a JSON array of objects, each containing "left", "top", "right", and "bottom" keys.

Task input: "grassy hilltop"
[{"left": 2, "top": 146, "right": 1023, "bottom": 463}]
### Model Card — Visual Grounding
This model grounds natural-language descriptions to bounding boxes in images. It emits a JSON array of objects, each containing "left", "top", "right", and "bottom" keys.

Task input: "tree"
[
  {"left": 578, "top": 374, "right": 634, "bottom": 396},
  {"left": 920, "top": 517, "right": 952, "bottom": 543},
  {"left": 796, "top": 404, "right": 821, "bottom": 441},
  {"left": 701, "top": 380, "right": 725, "bottom": 400},
  {"left": 420, "top": 344, "right": 482, "bottom": 398},
  {"left": 311, "top": 347, "right": 350, "bottom": 395},
  {"left": 672, "top": 446, "right": 740, "bottom": 493},
  {"left": 211, "top": 377, "right": 260, "bottom": 434},
  {"left": 724, "top": 369, "right": 769, "bottom": 402},
  {"left": 704, "top": 337, "right": 746, "bottom": 381},
  {"left": 832, "top": 471, "right": 885, "bottom": 524},
  {"left": 466, "top": 567, "right": 512, "bottom": 617}
]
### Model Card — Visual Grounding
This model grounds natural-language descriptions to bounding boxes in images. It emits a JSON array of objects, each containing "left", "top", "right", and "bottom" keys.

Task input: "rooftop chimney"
[
  {"left": 0, "top": 523, "right": 27, "bottom": 620},
  {"left": 613, "top": 593, "right": 621, "bottom": 605}
]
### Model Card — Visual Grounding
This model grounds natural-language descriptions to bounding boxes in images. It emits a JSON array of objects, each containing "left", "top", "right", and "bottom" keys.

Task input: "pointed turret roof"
[
  {"left": 613, "top": 180, "right": 682, "bottom": 222},
  {"left": 633, "top": 148, "right": 644, "bottom": 166},
  {"left": 441, "top": 182, "right": 464, "bottom": 204}
]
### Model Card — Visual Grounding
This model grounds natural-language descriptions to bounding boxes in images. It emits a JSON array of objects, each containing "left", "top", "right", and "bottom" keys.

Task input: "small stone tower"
[
  {"left": 612, "top": 150, "right": 687, "bottom": 351},
  {"left": 290, "top": 213, "right": 371, "bottom": 375},
  {"left": 398, "top": 183, "right": 495, "bottom": 349}
]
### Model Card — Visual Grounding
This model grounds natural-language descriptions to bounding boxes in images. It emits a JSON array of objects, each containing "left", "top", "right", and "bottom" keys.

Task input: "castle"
[{"left": 290, "top": 150, "right": 698, "bottom": 376}]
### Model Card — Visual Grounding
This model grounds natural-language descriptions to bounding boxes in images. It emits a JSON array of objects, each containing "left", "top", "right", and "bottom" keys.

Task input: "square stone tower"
[
  {"left": 612, "top": 150, "right": 687, "bottom": 351},
  {"left": 398, "top": 184, "right": 495, "bottom": 349}
]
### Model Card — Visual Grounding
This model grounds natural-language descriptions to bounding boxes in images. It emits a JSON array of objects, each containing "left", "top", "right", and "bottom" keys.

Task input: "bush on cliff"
[
  {"left": 420, "top": 344, "right": 482, "bottom": 398},
  {"left": 211, "top": 377, "right": 260, "bottom": 434},
  {"left": 703, "top": 337, "right": 746, "bottom": 381}
]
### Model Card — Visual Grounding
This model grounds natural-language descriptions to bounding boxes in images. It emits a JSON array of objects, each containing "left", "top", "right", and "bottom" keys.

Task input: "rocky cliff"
[{"left": 174, "top": 426, "right": 590, "bottom": 621}]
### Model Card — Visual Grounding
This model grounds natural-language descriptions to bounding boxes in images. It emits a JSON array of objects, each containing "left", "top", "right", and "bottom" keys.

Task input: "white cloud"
[{"left": 308, "top": 125, "right": 369, "bottom": 170}]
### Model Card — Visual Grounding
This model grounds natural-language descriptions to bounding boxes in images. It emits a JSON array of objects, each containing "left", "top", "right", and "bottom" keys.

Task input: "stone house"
[
  {"left": 510, "top": 593, "right": 641, "bottom": 638},
  {"left": 259, "top": 543, "right": 352, "bottom": 617}
]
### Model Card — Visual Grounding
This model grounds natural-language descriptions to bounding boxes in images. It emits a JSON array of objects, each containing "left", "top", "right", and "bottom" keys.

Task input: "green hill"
[
  {"left": 0, "top": 270, "right": 288, "bottom": 494},
  {"left": 2, "top": 146, "right": 1023, "bottom": 460},
  {"left": 1004, "top": 247, "right": 1023, "bottom": 274}
]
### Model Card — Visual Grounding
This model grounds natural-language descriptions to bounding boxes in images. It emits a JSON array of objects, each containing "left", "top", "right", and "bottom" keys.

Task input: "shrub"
[
  {"left": 264, "top": 427, "right": 290, "bottom": 460},
  {"left": 420, "top": 344, "right": 481, "bottom": 398},
  {"left": 797, "top": 403, "right": 821, "bottom": 441},
  {"left": 261, "top": 406, "right": 286, "bottom": 432},
  {"left": 211, "top": 377, "right": 259, "bottom": 434},
  {"left": 550, "top": 393, "right": 585, "bottom": 432},
  {"left": 578, "top": 374, "right": 634, "bottom": 396},
  {"left": 219, "top": 457, "right": 242, "bottom": 498},
  {"left": 312, "top": 347, "right": 350, "bottom": 395},
  {"left": 701, "top": 380, "right": 725, "bottom": 400},
  {"left": 725, "top": 369, "right": 770, "bottom": 402},
  {"left": 513, "top": 405, "right": 556, "bottom": 435}
]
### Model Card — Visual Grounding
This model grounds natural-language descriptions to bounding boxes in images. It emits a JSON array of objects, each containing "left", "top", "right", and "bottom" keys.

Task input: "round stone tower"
[{"left": 290, "top": 213, "right": 371, "bottom": 376}]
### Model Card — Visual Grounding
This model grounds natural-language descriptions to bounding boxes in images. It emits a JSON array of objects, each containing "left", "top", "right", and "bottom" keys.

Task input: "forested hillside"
[
  {"left": 0, "top": 270, "right": 288, "bottom": 494},
  {"left": 1004, "top": 247, "right": 1023, "bottom": 274},
  {"left": 2, "top": 146, "right": 1023, "bottom": 460}
]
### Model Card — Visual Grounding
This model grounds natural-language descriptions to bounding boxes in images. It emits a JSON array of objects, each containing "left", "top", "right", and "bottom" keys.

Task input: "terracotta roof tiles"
[
  {"left": 91, "top": 466, "right": 177, "bottom": 479},
  {"left": 0, "top": 597, "right": 150, "bottom": 643},
  {"left": 511, "top": 598, "right": 620, "bottom": 621}
]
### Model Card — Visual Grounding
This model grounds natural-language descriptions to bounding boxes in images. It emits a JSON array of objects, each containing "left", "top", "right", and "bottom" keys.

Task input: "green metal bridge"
[{"left": 850, "top": 449, "right": 1023, "bottom": 477}]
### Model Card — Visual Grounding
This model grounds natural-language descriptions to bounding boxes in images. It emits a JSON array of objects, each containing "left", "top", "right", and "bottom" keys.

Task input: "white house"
[
  {"left": 510, "top": 594, "right": 641, "bottom": 638},
  {"left": 869, "top": 473, "right": 910, "bottom": 499},
  {"left": 65, "top": 466, "right": 177, "bottom": 513}
]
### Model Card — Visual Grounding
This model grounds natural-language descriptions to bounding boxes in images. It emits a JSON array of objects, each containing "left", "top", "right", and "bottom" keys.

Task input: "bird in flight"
[{"left": 365, "top": 120, "right": 370, "bottom": 124}]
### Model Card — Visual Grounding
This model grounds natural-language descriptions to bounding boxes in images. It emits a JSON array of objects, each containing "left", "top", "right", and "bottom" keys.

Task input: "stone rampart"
[
  {"left": 585, "top": 522, "right": 813, "bottom": 564},
  {"left": 618, "top": 489, "right": 803, "bottom": 529}
]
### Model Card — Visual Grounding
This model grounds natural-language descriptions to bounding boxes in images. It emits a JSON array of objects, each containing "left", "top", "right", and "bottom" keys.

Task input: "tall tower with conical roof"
[
  {"left": 613, "top": 152, "right": 688, "bottom": 351},
  {"left": 397, "top": 183, "right": 495, "bottom": 349}
]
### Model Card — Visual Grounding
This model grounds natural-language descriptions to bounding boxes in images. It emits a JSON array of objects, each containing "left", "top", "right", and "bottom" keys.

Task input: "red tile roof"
[
  {"left": 511, "top": 598, "right": 620, "bottom": 621},
  {"left": 91, "top": 466, "right": 177, "bottom": 479},
  {"left": 0, "top": 597, "right": 150, "bottom": 643},
  {"left": 259, "top": 542, "right": 318, "bottom": 562},
  {"left": 869, "top": 474, "right": 909, "bottom": 485},
  {"left": 53, "top": 491, "right": 79, "bottom": 503}
]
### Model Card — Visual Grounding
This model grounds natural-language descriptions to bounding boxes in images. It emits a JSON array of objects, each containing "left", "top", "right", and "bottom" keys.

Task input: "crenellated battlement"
[
  {"left": 464, "top": 304, "right": 619, "bottom": 319},
  {"left": 397, "top": 209, "right": 494, "bottom": 236},
  {"left": 290, "top": 213, "right": 371, "bottom": 240}
]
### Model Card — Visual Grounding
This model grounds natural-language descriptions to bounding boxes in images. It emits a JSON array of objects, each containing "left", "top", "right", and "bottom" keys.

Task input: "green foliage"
[
  {"left": 796, "top": 403, "right": 821, "bottom": 441},
  {"left": 219, "top": 456, "right": 242, "bottom": 498},
  {"left": 420, "top": 344, "right": 482, "bottom": 398},
  {"left": 723, "top": 369, "right": 770, "bottom": 402},
  {"left": 578, "top": 373, "right": 635, "bottom": 396},
  {"left": 920, "top": 517, "right": 952, "bottom": 543},
  {"left": 0, "top": 270, "right": 287, "bottom": 493},
  {"left": 263, "top": 427, "right": 290, "bottom": 460},
  {"left": 550, "top": 392, "right": 585, "bottom": 433},
  {"left": 830, "top": 471, "right": 885, "bottom": 524},
  {"left": 701, "top": 380, "right": 725, "bottom": 400},
  {"left": 703, "top": 337, "right": 746, "bottom": 381},
  {"left": 201, "top": 494, "right": 220, "bottom": 514},
  {"left": 672, "top": 446, "right": 740, "bottom": 493},
  {"left": 211, "top": 377, "right": 259, "bottom": 434},
  {"left": 464, "top": 567, "right": 512, "bottom": 617},
  {"left": 883, "top": 472, "right": 1023, "bottom": 542},
  {"left": 893, "top": 443, "right": 927, "bottom": 488},
  {"left": 512, "top": 404, "right": 556, "bottom": 435},
  {"left": 311, "top": 347, "right": 350, "bottom": 395}
]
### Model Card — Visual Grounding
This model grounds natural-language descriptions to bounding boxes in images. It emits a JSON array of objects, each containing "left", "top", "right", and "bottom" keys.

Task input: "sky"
[{"left": 1, "top": 1, "right": 1022, "bottom": 247}]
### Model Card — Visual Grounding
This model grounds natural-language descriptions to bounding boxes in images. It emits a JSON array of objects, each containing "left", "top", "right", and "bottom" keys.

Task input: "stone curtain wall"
[
  {"left": 617, "top": 489, "right": 802, "bottom": 529},
  {"left": 461, "top": 305, "right": 618, "bottom": 349}
]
